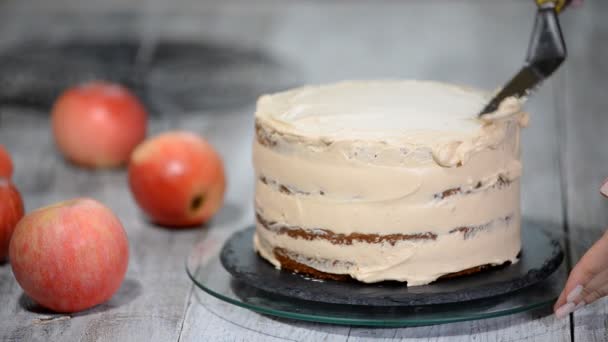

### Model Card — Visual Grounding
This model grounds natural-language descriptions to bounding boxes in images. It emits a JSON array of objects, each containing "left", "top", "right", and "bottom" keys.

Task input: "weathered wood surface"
[{"left": 0, "top": 0, "right": 605, "bottom": 341}]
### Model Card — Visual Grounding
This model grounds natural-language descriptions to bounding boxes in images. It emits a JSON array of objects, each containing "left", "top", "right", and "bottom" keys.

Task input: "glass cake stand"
[{"left": 186, "top": 221, "right": 567, "bottom": 327}]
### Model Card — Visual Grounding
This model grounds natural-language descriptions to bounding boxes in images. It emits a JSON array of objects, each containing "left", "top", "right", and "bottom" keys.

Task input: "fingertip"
[
  {"left": 566, "top": 284, "right": 584, "bottom": 303},
  {"left": 554, "top": 291, "right": 567, "bottom": 311},
  {"left": 555, "top": 302, "right": 576, "bottom": 319},
  {"left": 555, "top": 276, "right": 587, "bottom": 312},
  {"left": 554, "top": 299, "right": 564, "bottom": 311}
]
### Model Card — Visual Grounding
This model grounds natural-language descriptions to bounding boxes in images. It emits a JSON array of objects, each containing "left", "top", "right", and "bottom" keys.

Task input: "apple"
[
  {"left": 0, "top": 145, "right": 13, "bottom": 179},
  {"left": 51, "top": 81, "right": 148, "bottom": 168},
  {"left": 9, "top": 198, "right": 129, "bottom": 313},
  {"left": 128, "top": 131, "right": 226, "bottom": 227},
  {"left": 0, "top": 180, "right": 24, "bottom": 261}
]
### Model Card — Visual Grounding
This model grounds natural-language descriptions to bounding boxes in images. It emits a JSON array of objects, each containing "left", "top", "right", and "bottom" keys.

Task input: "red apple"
[
  {"left": 51, "top": 81, "right": 148, "bottom": 168},
  {"left": 0, "top": 180, "right": 24, "bottom": 261},
  {"left": 0, "top": 145, "right": 13, "bottom": 179},
  {"left": 9, "top": 198, "right": 129, "bottom": 313},
  {"left": 128, "top": 131, "right": 226, "bottom": 227}
]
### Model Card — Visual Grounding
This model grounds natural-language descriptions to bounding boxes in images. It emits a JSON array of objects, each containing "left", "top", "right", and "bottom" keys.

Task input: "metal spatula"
[{"left": 479, "top": 0, "right": 570, "bottom": 116}]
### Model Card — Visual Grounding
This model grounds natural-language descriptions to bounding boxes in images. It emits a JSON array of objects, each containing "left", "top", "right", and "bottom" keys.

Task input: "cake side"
[
  {"left": 253, "top": 212, "right": 521, "bottom": 285},
  {"left": 252, "top": 80, "right": 526, "bottom": 286},
  {"left": 253, "top": 113, "right": 524, "bottom": 236}
]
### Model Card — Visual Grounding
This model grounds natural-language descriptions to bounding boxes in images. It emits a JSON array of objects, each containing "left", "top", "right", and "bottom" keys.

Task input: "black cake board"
[{"left": 220, "top": 223, "right": 563, "bottom": 307}]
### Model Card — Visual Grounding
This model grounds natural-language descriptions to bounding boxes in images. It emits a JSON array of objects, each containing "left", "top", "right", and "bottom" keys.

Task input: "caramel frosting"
[
  {"left": 254, "top": 213, "right": 521, "bottom": 285},
  {"left": 252, "top": 80, "right": 526, "bottom": 285},
  {"left": 255, "top": 80, "right": 527, "bottom": 168}
]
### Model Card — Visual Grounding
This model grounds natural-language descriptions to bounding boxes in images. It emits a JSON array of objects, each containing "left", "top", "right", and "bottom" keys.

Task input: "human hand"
[{"left": 553, "top": 179, "right": 608, "bottom": 318}]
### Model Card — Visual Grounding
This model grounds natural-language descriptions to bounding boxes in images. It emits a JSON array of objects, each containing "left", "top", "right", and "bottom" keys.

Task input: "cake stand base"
[{"left": 187, "top": 220, "right": 565, "bottom": 327}]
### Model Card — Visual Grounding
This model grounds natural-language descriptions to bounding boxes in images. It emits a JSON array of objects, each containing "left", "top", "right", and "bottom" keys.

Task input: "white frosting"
[
  {"left": 252, "top": 80, "right": 526, "bottom": 285},
  {"left": 479, "top": 96, "right": 526, "bottom": 122},
  {"left": 256, "top": 80, "right": 487, "bottom": 142}
]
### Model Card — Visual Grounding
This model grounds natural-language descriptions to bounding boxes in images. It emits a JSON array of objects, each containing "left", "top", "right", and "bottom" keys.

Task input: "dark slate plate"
[{"left": 220, "top": 222, "right": 563, "bottom": 306}]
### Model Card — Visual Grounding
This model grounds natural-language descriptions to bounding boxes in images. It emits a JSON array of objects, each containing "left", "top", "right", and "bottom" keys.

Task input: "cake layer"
[
  {"left": 271, "top": 246, "right": 513, "bottom": 282},
  {"left": 254, "top": 210, "right": 521, "bottom": 285},
  {"left": 255, "top": 179, "right": 519, "bottom": 235},
  {"left": 252, "top": 132, "right": 522, "bottom": 205},
  {"left": 255, "top": 81, "right": 527, "bottom": 168}
]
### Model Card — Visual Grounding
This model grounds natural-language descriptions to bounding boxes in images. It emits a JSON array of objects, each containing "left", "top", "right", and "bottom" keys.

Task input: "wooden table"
[{"left": 1, "top": 1, "right": 607, "bottom": 341}]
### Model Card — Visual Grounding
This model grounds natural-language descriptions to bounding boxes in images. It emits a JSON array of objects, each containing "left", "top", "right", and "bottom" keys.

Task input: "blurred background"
[
  {"left": 0, "top": 0, "right": 553, "bottom": 112},
  {"left": 0, "top": 0, "right": 603, "bottom": 227}
]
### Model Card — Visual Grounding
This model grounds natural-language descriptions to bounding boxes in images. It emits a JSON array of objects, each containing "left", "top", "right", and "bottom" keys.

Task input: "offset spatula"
[{"left": 479, "top": 0, "right": 570, "bottom": 116}]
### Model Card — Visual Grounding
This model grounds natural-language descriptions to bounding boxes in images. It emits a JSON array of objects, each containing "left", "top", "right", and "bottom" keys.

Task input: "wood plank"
[
  {"left": 559, "top": 1, "right": 608, "bottom": 341},
  {"left": 346, "top": 309, "right": 569, "bottom": 342},
  {"left": 179, "top": 289, "right": 350, "bottom": 342}
]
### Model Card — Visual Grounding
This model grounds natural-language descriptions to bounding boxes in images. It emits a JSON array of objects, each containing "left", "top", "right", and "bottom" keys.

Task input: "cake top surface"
[{"left": 256, "top": 80, "right": 502, "bottom": 142}]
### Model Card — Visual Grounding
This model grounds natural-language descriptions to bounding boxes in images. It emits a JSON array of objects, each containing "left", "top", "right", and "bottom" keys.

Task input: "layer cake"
[{"left": 252, "top": 80, "right": 528, "bottom": 286}]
